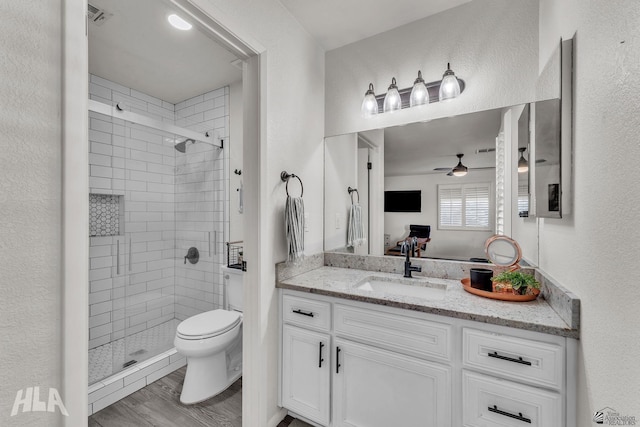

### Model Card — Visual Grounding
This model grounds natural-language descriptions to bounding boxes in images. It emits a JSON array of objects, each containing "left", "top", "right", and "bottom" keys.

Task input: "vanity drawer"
[
  {"left": 282, "top": 294, "right": 331, "bottom": 332},
  {"left": 463, "top": 328, "right": 564, "bottom": 390},
  {"left": 334, "top": 303, "right": 452, "bottom": 362},
  {"left": 462, "top": 370, "right": 562, "bottom": 427}
]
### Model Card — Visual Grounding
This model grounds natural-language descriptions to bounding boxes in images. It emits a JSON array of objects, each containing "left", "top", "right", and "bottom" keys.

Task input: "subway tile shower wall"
[
  {"left": 88, "top": 74, "right": 230, "bottom": 350},
  {"left": 174, "top": 87, "right": 229, "bottom": 321}
]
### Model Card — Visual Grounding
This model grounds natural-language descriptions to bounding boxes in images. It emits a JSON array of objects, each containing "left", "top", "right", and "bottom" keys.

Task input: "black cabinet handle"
[
  {"left": 336, "top": 347, "right": 341, "bottom": 374},
  {"left": 292, "top": 309, "right": 314, "bottom": 317},
  {"left": 318, "top": 342, "right": 325, "bottom": 368},
  {"left": 488, "top": 405, "right": 531, "bottom": 423},
  {"left": 488, "top": 351, "right": 532, "bottom": 366}
]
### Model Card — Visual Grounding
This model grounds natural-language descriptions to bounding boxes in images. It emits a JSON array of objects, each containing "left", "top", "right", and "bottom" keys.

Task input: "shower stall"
[{"left": 87, "top": 75, "right": 230, "bottom": 386}]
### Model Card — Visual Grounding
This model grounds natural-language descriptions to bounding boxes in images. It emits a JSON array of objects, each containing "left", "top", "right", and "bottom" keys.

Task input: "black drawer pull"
[
  {"left": 488, "top": 405, "right": 531, "bottom": 423},
  {"left": 318, "top": 342, "right": 325, "bottom": 368},
  {"left": 336, "top": 347, "right": 341, "bottom": 374},
  {"left": 488, "top": 351, "right": 532, "bottom": 366},
  {"left": 292, "top": 309, "right": 314, "bottom": 317}
]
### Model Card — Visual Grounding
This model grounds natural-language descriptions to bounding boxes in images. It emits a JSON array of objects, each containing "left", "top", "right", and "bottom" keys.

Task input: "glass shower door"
[
  {"left": 174, "top": 137, "right": 225, "bottom": 324},
  {"left": 121, "top": 121, "right": 178, "bottom": 368}
]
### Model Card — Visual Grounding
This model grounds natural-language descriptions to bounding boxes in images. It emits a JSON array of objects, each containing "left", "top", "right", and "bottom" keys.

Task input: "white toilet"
[{"left": 174, "top": 266, "right": 244, "bottom": 404}]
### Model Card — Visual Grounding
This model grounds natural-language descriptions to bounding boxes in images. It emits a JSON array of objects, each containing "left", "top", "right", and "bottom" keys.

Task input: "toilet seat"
[{"left": 177, "top": 309, "right": 242, "bottom": 340}]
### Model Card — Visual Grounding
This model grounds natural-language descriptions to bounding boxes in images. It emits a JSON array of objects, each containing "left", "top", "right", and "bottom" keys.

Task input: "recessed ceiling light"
[{"left": 168, "top": 14, "right": 192, "bottom": 31}]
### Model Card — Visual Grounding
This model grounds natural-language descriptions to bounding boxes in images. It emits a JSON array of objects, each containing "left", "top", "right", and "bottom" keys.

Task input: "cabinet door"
[
  {"left": 282, "top": 324, "right": 331, "bottom": 426},
  {"left": 333, "top": 339, "right": 451, "bottom": 427}
]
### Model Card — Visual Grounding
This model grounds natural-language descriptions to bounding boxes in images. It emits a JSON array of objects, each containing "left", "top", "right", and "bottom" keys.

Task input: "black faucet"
[{"left": 402, "top": 238, "right": 422, "bottom": 278}]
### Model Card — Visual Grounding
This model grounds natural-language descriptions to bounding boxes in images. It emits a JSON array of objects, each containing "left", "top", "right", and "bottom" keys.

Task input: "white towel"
[
  {"left": 347, "top": 204, "right": 366, "bottom": 248},
  {"left": 285, "top": 196, "right": 305, "bottom": 261}
]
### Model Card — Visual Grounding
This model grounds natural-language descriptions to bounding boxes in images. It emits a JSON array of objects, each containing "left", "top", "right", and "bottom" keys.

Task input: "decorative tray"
[{"left": 461, "top": 278, "right": 540, "bottom": 302}]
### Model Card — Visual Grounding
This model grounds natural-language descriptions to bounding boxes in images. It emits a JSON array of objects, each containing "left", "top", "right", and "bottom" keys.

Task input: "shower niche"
[{"left": 89, "top": 194, "right": 124, "bottom": 237}]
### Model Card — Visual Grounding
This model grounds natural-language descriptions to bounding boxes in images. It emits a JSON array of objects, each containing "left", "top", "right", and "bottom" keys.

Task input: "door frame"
[{"left": 61, "top": 1, "right": 263, "bottom": 425}]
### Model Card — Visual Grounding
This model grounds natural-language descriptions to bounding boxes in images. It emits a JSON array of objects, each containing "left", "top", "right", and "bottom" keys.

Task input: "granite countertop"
[{"left": 277, "top": 266, "right": 578, "bottom": 338}]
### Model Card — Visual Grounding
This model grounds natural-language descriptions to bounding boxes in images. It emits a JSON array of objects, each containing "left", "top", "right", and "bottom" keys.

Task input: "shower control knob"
[{"left": 184, "top": 247, "right": 199, "bottom": 265}]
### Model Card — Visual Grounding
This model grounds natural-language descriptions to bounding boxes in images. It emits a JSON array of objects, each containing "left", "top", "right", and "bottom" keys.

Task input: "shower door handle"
[
  {"left": 213, "top": 231, "right": 217, "bottom": 255},
  {"left": 116, "top": 239, "right": 120, "bottom": 275},
  {"left": 128, "top": 238, "right": 132, "bottom": 271}
]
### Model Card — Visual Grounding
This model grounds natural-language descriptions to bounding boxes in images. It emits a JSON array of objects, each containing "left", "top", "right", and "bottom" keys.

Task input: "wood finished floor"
[{"left": 89, "top": 367, "right": 313, "bottom": 427}]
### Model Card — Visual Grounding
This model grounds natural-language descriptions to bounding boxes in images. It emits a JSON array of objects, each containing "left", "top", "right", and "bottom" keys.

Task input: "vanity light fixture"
[
  {"left": 409, "top": 71, "right": 429, "bottom": 107},
  {"left": 439, "top": 63, "right": 461, "bottom": 101},
  {"left": 383, "top": 78, "right": 402, "bottom": 113},
  {"left": 361, "top": 64, "right": 465, "bottom": 117},
  {"left": 518, "top": 147, "right": 529, "bottom": 173},
  {"left": 452, "top": 153, "right": 468, "bottom": 177},
  {"left": 361, "top": 83, "right": 379, "bottom": 118},
  {"left": 168, "top": 14, "right": 192, "bottom": 31}
]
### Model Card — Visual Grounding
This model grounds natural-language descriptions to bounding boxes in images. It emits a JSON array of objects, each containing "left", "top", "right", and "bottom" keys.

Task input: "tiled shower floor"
[{"left": 89, "top": 319, "right": 180, "bottom": 385}]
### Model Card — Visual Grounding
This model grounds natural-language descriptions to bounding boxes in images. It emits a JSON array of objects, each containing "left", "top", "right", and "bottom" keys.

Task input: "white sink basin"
[{"left": 355, "top": 276, "right": 446, "bottom": 300}]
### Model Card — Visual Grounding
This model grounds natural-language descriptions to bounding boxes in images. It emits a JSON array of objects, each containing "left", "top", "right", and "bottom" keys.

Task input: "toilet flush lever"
[{"left": 184, "top": 247, "right": 199, "bottom": 265}]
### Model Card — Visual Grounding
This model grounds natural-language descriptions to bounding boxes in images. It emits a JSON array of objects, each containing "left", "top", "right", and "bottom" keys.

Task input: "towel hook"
[
  {"left": 280, "top": 171, "right": 304, "bottom": 197},
  {"left": 348, "top": 186, "right": 359, "bottom": 204}
]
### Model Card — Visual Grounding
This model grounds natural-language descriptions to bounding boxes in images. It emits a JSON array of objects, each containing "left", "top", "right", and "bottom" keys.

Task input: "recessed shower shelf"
[{"left": 90, "top": 193, "right": 123, "bottom": 237}]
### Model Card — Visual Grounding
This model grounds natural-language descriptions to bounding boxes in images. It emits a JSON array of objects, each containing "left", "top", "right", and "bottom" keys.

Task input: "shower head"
[{"left": 174, "top": 138, "right": 195, "bottom": 153}]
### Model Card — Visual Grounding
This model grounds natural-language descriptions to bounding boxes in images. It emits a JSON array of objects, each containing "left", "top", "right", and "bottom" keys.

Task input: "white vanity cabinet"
[
  {"left": 281, "top": 294, "right": 332, "bottom": 426},
  {"left": 282, "top": 324, "right": 331, "bottom": 426},
  {"left": 461, "top": 328, "right": 566, "bottom": 426},
  {"left": 333, "top": 338, "right": 451, "bottom": 427},
  {"left": 280, "top": 291, "right": 453, "bottom": 426},
  {"left": 279, "top": 289, "right": 575, "bottom": 427}
]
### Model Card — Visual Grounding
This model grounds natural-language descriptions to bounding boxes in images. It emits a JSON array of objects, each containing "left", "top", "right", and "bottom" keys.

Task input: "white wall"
[
  {"left": 538, "top": 0, "right": 640, "bottom": 423},
  {"left": 385, "top": 169, "right": 495, "bottom": 260},
  {"left": 0, "top": 1, "right": 65, "bottom": 425},
  {"left": 325, "top": 0, "right": 541, "bottom": 137},
  {"left": 324, "top": 133, "right": 358, "bottom": 251},
  {"left": 190, "top": 1, "right": 326, "bottom": 425}
]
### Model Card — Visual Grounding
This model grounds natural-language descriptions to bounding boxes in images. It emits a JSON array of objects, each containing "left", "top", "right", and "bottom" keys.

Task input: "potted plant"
[{"left": 491, "top": 271, "right": 540, "bottom": 295}]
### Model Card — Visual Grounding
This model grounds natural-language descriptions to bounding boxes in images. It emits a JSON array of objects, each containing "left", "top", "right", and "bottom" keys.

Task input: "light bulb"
[
  {"left": 452, "top": 167, "right": 468, "bottom": 177},
  {"left": 383, "top": 77, "right": 401, "bottom": 113},
  {"left": 168, "top": 14, "right": 192, "bottom": 31},
  {"left": 410, "top": 71, "right": 429, "bottom": 107},
  {"left": 439, "top": 63, "right": 461, "bottom": 101},
  {"left": 361, "top": 83, "right": 378, "bottom": 118}
]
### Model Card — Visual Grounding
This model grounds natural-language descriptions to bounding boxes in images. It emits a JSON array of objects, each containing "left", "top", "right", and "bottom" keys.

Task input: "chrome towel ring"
[
  {"left": 280, "top": 171, "right": 304, "bottom": 197},
  {"left": 348, "top": 186, "right": 359, "bottom": 204}
]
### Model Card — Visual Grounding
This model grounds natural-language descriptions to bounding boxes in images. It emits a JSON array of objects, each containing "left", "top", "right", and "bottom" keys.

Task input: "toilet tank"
[{"left": 222, "top": 266, "right": 244, "bottom": 312}]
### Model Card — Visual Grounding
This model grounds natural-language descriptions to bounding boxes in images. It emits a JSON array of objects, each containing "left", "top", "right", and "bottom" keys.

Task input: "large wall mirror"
[{"left": 323, "top": 39, "right": 572, "bottom": 266}]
